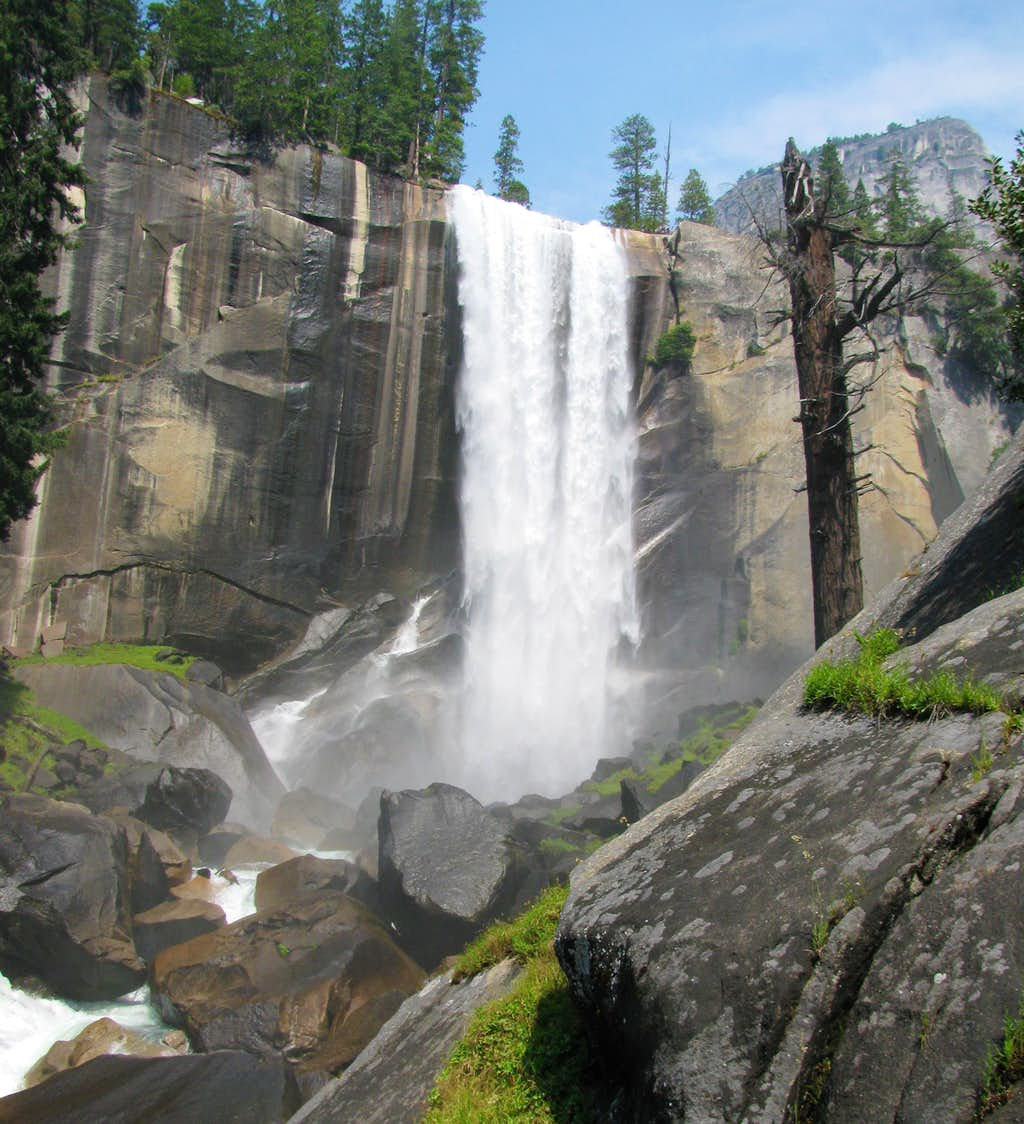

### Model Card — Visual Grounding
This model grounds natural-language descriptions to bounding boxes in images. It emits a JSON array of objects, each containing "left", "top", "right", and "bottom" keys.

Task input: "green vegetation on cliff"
[
  {"left": 803, "top": 629, "right": 1006, "bottom": 719},
  {"left": 14, "top": 642, "right": 195, "bottom": 681}
]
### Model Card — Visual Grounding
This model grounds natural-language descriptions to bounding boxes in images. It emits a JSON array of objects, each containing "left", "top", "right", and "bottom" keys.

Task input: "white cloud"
[{"left": 701, "top": 43, "right": 1024, "bottom": 190}]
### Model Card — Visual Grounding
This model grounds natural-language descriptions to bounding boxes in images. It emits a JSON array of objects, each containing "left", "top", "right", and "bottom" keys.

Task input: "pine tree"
[
  {"left": 603, "top": 114, "right": 662, "bottom": 232},
  {"left": 816, "top": 140, "right": 850, "bottom": 221},
  {"left": 493, "top": 113, "right": 525, "bottom": 200},
  {"left": 970, "top": 131, "right": 1024, "bottom": 392},
  {"left": 879, "top": 151, "right": 923, "bottom": 238},
  {"left": 676, "top": 168, "right": 714, "bottom": 224},
  {"left": 0, "top": 0, "right": 85, "bottom": 539},
  {"left": 75, "top": 0, "right": 142, "bottom": 71},
  {"left": 421, "top": 0, "right": 483, "bottom": 181}
]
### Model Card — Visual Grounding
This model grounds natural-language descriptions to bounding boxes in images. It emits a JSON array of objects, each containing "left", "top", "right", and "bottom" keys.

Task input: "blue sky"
[{"left": 460, "top": 0, "right": 1024, "bottom": 224}]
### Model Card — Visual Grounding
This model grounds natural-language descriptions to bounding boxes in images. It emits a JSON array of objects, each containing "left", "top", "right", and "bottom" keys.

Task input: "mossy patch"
[
  {"left": 14, "top": 642, "right": 195, "bottom": 681},
  {"left": 452, "top": 884, "right": 568, "bottom": 983}
]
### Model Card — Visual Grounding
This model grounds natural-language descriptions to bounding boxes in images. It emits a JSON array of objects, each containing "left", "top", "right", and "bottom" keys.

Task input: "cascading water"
[{"left": 448, "top": 186, "right": 639, "bottom": 801}]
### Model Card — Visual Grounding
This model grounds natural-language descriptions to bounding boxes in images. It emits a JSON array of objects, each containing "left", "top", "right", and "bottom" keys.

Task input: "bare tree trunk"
[{"left": 782, "top": 141, "right": 864, "bottom": 648}]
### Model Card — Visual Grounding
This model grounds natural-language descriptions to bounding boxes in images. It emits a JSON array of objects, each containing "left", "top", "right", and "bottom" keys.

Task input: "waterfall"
[{"left": 448, "top": 186, "right": 638, "bottom": 802}]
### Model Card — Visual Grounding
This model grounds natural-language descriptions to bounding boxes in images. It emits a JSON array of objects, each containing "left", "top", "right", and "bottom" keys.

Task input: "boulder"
[
  {"left": 106, "top": 813, "right": 192, "bottom": 889},
  {"left": 289, "top": 959, "right": 522, "bottom": 1124},
  {"left": 198, "top": 822, "right": 251, "bottom": 866},
  {"left": 170, "top": 871, "right": 219, "bottom": 904},
  {"left": 0, "top": 794, "right": 144, "bottom": 1000},
  {"left": 222, "top": 835, "right": 298, "bottom": 867},
  {"left": 555, "top": 437, "right": 1024, "bottom": 1120},
  {"left": 378, "top": 783, "right": 522, "bottom": 967},
  {"left": 254, "top": 855, "right": 378, "bottom": 915},
  {"left": 133, "top": 898, "right": 226, "bottom": 963},
  {"left": 151, "top": 891, "right": 423, "bottom": 1083},
  {"left": 272, "top": 789, "right": 355, "bottom": 850},
  {"left": 12, "top": 662, "right": 282, "bottom": 828},
  {"left": 0, "top": 1050, "right": 299, "bottom": 1123},
  {"left": 24, "top": 1016, "right": 179, "bottom": 1087},
  {"left": 135, "top": 766, "right": 232, "bottom": 842}
]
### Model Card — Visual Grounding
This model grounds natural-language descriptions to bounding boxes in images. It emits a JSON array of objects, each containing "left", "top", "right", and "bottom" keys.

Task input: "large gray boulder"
[
  {"left": 0, "top": 794, "right": 144, "bottom": 999},
  {"left": 555, "top": 432, "right": 1024, "bottom": 1121},
  {"left": 13, "top": 662, "right": 282, "bottom": 828},
  {"left": 378, "top": 783, "right": 522, "bottom": 967}
]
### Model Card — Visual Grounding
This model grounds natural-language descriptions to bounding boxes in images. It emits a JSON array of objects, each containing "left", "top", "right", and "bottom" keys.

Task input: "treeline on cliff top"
[{"left": 79, "top": 0, "right": 484, "bottom": 183}]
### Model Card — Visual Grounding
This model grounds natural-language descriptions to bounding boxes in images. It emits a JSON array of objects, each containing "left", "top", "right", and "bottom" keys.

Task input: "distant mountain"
[{"left": 714, "top": 117, "right": 991, "bottom": 235}]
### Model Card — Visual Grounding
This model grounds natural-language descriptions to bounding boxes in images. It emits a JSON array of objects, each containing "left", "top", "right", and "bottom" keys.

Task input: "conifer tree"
[
  {"left": 879, "top": 151, "right": 923, "bottom": 238},
  {"left": 0, "top": 0, "right": 85, "bottom": 539},
  {"left": 816, "top": 140, "right": 850, "bottom": 219},
  {"left": 604, "top": 114, "right": 663, "bottom": 232},
  {"left": 493, "top": 113, "right": 525, "bottom": 200},
  {"left": 676, "top": 168, "right": 714, "bottom": 224}
]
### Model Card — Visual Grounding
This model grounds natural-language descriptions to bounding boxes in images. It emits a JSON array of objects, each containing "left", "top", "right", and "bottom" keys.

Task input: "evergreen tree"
[
  {"left": 0, "top": 0, "right": 85, "bottom": 539},
  {"left": 879, "top": 150, "right": 923, "bottom": 238},
  {"left": 851, "top": 178, "right": 877, "bottom": 236},
  {"left": 340, "top": 0, "right": 388, "bottom": 159},
  {"left": 603, "top": 113, "right": 662, "bottom": 232},
  {"left": 816, "top": 140, "right": 850, "bottom": 220},
  {"left": 676, "top": 168, "right": 714, "bottom": 224},
  {"left": 971, "top": 130, "right": 1024, "bottom": 388},
  {"left": 421, "top": 0, "right": 483, "bottom": 181},
  {"left": 493, "top": 113, "right": 525, "bottom": 199},
  {"left": 75, "top": 0, "right": 142, "bottom": 71}
]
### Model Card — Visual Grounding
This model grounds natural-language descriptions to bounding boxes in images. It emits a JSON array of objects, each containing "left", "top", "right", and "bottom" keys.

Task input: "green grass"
[
  {"left": 426, "top": 947, "right": 602, "bottom": 1123},
  {"left": 0, "top": 674, "right": 107, "bottom": 796},
  {"left": 977, "top": 995, "right": 1024, "bottom": 1117},
  {"left": 803, "top": 629, "right": 1007, "bottom": 720},
  {"left": 14, "top": 642, "right": 195, "bottom": 681},
  {"left": 452, "top": 884, "right": 569, "bottom": 983},
  {"left": 538, "top": 837, "right": 581, "bottom": 858}
]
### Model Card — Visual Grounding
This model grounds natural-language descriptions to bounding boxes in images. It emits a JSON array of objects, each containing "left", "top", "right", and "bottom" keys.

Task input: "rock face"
[
  {"left": 14, "top": 662, "right": 280, "bottom": 827},
  {"left": 0, "top": 794, "right": 144, "bottom": 999},
  {"left": 24, "top": 1016, "right": 180, "bottom": 1088},
  {"left": 0, "top": 82, "right": 1007, "bottom": 729},
  {"left": 378, "top": 783, "right": 522, "bottom": 967},
  {"left": 714, "top": 117, "right": 992, "bottom": 236},
  {"left": 151, "top": 890, "right": 424, "bottom": 1084},
  {"left": 556, "top": 432, "right": 1024, "bottom": 1121}
]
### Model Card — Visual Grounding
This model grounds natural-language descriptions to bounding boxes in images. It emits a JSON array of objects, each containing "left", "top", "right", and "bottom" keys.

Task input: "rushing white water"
[
  {"left": 448, "top": 186, "right": 638, "bottom": 801},
  {"left": 0, "top": 974, "right": 168, "bottom": 1097}
]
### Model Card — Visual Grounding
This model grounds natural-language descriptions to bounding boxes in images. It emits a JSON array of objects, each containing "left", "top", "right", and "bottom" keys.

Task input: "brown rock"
[
  {"left": 222, "top": 835, "right": 298, "bottom": 867},
  {"left": 272, "top": 789, "right": 355, "bottom": 850},
  {"left": 170, "top": 872, "right": 218, "bottom": 904},
  {"left": 254, "top": 855, "right": 377, "bottom": 915},
  {"left": 24, "top": 1017, "right": 178, "bottom": 1088},
  {"left": 133, "top": 897, "right": 226, "bottom": 962},
  {"left": 150, "top": 891, "right": 424, "bottom": 1079}
]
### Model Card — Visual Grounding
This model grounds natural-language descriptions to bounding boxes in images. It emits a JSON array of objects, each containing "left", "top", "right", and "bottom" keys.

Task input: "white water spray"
[{"left": 449, "top": 187, "right": 638, "bottom": 801}]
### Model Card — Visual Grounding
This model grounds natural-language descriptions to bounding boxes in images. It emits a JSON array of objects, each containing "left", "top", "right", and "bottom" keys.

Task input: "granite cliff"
[{"left": 0, "top": 80, "right": 1013, "bottom": 723}]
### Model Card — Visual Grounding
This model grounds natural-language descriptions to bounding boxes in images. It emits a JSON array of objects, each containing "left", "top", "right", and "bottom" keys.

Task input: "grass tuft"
[
  {"left": 451, "top": 884, "right": 569, "bottom": 983},
  {"left": 977, "top": 995, "right": 1024, "bottom": 1117},
  {"left": 804, "top": 629, "right": 1007, "bottom": 721}
]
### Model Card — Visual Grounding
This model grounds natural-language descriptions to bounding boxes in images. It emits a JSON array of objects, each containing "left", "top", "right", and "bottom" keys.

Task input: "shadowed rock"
[
  {"left": 378, "top": 783, "right": 522, "bottom": 967},
  {"left": 0, "top": 794, "right": 144, "bottom": 1000}
]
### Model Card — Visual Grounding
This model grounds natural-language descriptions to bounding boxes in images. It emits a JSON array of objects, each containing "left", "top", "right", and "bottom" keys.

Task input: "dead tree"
[{"left": 775, "top": 140, "right": 953, "bottom": 648}]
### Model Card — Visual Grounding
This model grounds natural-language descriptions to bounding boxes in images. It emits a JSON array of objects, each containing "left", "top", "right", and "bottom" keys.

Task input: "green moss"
[
  {"left": 452, "top": 884, "right": 568, "bottom": 983},
  {"left": 14, "top": 642, "right": 195, "bottom": 681},
  {"left": 803, "top": 629, "right": 1006, "bottom": 720},
  {"left": 581, "top": 766, "right": 638, "bottom": 797},
  {"left": 538, "top": 837, "right": 580, "bottom": 858},
  {"left": 544, "top": 804, "right": 580, "bottom": 828},
  {"left": 427, "top": 948, "right": 602, "bottom": 1123}
]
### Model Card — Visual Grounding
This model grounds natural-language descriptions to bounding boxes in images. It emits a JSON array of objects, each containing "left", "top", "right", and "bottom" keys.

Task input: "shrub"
[{"left": 652, "top": 321, "right": 696, "bottom": 370}]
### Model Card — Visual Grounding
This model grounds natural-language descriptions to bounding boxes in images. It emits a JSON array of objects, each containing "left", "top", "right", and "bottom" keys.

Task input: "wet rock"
[
  {"left": 0, "top": 794, "right": 144, "bottom": 1000},
  {"left": 185, "top": 659, "right": 224, "bottom": 690},
  {"left": 254, "top": 855, "right": 378, "bottom": 915},
  {"left": 289, "top": 959, "right": 521, "bottom": 1124},
  {"left": 24, "top": 1016, "right": 179, "bottom": 1087},
  {"left": 133, "top": 898, "right": 226, "bottom": 963},
  {"left": 378, "top": 783, "right": 522, "bottom": 967},
  {"left": 0, "top": 1050, "right": 299, "bottom": 1123},
  {"left": 151, "top": 891, "right": 423, "bottom": 1082},
  {"left": 272, "top": 789, "right": 355, "bottom": 850},
  {"left": 135, "top": 766, "right": 232, "bottom": 843},
  {"left": 222, "top": 835, "right": 298, "bottom": 867}
]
